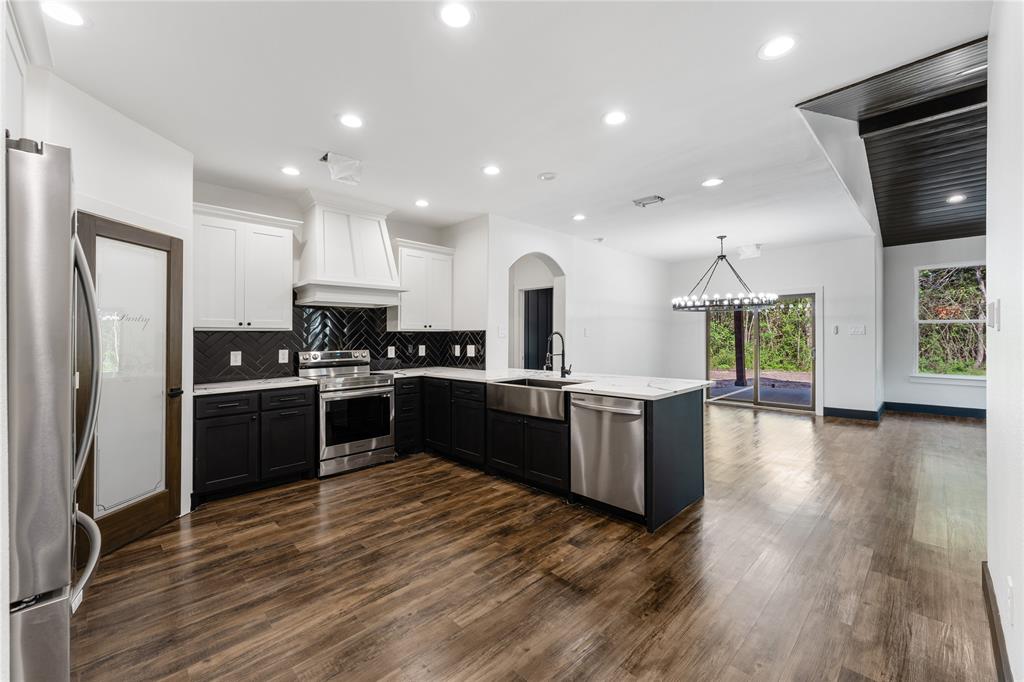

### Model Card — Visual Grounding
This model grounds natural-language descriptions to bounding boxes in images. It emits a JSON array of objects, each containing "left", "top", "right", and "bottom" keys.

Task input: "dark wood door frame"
[{"left": 75, "top": 211, "right": 183, "bottom": 555}]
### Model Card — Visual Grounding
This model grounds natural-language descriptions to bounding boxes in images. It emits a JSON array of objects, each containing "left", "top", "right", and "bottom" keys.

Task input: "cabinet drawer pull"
[
  {"left": 276, "top": 396, "right": 300, "bottom": 402},
  {"left": 278, "top": 410, "right": 300, "bottom": 416},
  {"left": 217, "top": 402, "right": 241, "bottom": 408}
]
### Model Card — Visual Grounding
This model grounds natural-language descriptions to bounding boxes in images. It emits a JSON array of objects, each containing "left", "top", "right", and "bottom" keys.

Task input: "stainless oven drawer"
[{"left": 320, "top": 386, "right": 395, "bottom": 462}]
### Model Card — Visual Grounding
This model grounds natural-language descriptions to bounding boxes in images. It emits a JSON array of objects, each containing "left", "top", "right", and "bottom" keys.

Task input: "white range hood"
[{"left": 294, "top": 190, "right": 405, "bottom": 307}]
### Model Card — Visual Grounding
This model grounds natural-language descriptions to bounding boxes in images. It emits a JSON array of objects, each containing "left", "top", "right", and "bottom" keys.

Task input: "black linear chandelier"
[{"left": 672, "top": 236, "right": 779, "bottom": 312}]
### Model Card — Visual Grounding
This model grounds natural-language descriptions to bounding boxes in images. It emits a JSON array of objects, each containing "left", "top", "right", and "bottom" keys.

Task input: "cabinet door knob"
[
  {"left": 246, "top": 322, "right": 252, "bottom": 326},
  {"left": 238, "top": 322, "right": 243, "bottom": 326},
  {"left": 251, "top": 415, "right": 257, "bottom": 421}
]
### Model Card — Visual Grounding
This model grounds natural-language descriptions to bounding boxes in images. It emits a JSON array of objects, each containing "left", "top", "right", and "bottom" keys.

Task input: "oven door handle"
[{"left": 321, "top": 386, "right": 394, "bottom": 401}]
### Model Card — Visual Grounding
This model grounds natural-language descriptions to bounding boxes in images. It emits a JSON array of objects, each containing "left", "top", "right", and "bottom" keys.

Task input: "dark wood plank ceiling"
[
  {"left": 866, "top": 106, "right": 986, "bottom": 246},
  {"left": 798, "top": 38, "right": 987, "bottom": 247}
]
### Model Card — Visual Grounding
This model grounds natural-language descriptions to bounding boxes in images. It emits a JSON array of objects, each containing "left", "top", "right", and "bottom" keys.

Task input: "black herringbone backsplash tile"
[{"left": 194, "top": 306, "right": 485, "bottom": 384}]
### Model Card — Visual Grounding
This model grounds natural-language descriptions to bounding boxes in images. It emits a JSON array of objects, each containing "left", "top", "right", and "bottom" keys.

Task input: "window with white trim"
[{"left": 916, "top": 264, "right": 986, "bottom": 377}]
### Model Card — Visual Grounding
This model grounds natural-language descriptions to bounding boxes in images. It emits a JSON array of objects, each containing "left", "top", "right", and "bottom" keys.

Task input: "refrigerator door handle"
[
  {"left": 70, "top": 509, "right": 101, "bottom": 613},
  {"left": 72, "top": 233, "right": 102, "bottom": 491}
]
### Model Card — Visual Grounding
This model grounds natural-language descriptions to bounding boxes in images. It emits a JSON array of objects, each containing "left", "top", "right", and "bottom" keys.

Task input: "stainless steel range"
[{"left": 297, "top": 350, "right": 395, "bottom": 476}]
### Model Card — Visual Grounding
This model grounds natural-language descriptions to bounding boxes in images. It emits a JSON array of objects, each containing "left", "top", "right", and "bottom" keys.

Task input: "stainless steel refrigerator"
[{"left": 7, "top": 138, "right": 102, "bottom": 680}]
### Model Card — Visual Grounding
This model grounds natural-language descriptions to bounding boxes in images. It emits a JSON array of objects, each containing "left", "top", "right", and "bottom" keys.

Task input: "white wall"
[
  {"left": 439, "top": 215, "right": 488, "bottom": 330},
  {"left": 388, "top": 218, "right": 446, "bottom": 248},
  {"left": 883, "top": 236, "right": 986, "bottom": 409},
  {"left": 486, "top": 215, "right": 673, "bottom": 377},
  {"left": 24, "top": 68, "right": 196, "bottom": 516},
  {"left": 801, "top": 110, "right": 881, "bottom": 234},
  {"left": 986, "top": 1, "right": 1024, "bottom": 676},
  {"left": 194, "top": 180, "right": 302, "bottom": 221},
  {"left": 670, "top": 236, "right": 880, "bottom": 413}
]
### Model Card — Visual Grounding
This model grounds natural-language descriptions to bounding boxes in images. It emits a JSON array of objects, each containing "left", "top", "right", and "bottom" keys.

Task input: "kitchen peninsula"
[{"left": 386, "top": 367, "right": 710, "bottom": 532}]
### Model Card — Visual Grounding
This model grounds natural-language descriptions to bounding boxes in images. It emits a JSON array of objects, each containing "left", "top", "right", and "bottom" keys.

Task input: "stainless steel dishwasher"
[{"left": 569, "top": 394, "right": 645, "bottom": 514}]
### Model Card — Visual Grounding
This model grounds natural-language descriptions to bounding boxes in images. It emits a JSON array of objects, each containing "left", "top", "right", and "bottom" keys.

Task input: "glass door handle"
[
  {"left": 73, "top": 234, "right": 102, "bottom": 491},
  {"left": 168, "top": 388, "right": 184, "bottom": 398}
]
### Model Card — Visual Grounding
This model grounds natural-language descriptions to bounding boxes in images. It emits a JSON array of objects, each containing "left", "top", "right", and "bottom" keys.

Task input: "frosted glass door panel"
[{"left": 94, "top": 236, "right": 167, "bottom": 518}]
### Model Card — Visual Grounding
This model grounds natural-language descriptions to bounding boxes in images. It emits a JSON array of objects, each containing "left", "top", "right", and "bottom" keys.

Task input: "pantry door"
[{"left": 75, "top": 212, "right": 183, "bottom": 555}]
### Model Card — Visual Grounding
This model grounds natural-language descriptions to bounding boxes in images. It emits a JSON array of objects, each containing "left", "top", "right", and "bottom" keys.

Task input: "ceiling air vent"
[{"left": 632, "top": 195, "right": 665, "bottom": 208}]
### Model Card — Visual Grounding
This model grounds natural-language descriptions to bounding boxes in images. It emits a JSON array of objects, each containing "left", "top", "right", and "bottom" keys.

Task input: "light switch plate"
[
  {"left": 230, "top": 351, "right": 242, "bottom": 366},
  {"left": 454, "top": 344, "right": 461, "bottom": 356},
  {"left": 387, "top": 346, "right": 396, "bottom": 358},
  {"left": 467, "top": 345, "right": 475, "bottom": 357},
  {"left": 278, "top": 349, "right": 288, "bottom": 363},
  {"left": 848, "top": 325, "right": 866, "bottom": 336},
  {"left": 988, "top": 300, "right": 1001, "bottom": 331},
  {"left": 497, "top": 324, "right": 507, "bottom": 339},
  {"left": 418, "top": 344, "right": 426, "bottom": 357}
]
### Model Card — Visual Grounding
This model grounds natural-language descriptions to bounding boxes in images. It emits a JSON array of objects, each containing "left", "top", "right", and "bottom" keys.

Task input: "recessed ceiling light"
[
  {"left": 947, "top": 193, "right": 966, "bottom": 204},
  {"left": 415, "top": 199, "right": 430, "bottom": 208},
  {"left": 440, "top": 3, "right": 471, "bottom": 28},
  {"left": 482, "top": 165, "right": 501, "bottom": 176},
  {"left": 572, "top": 214, "right": 586, "bottom": 221},
  {"left": 701, "top": 177, "right": 724, "bottom": 187},
  {"left": 758, "top": 35, "right": 797, "bottom": 60},
  {"left": 603, "top": 110, "right": 628, "bottom": 126},
  {"left": 339, "top": 113, "right": 363, "bottom": 129},
  {"left": 41, "top": 2, "right": 84, "bottom": 26},
  {"left": 959, "top": 64, "right": 988, "bottom": 76},
  {"left": 537, "top": 172, "right": 558, "bottom": 182},
  {"left": 281, "top": 166, "right": 300, "bottom": 176}
]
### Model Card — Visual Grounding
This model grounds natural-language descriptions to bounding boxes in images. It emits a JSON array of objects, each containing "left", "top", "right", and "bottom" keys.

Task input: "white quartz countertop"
[
  {"left": 195, "top": 369, "right": 710, "bottom": 400},
  {"left": 194, "top": 376, "right": 318, "bottom": 395},
  {"left": 382, "top": 367, "right": 711, "bottom": 401}
]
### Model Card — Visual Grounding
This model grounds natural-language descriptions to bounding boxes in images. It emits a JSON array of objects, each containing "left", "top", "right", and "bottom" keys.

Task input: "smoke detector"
[{"left": 632, "top": 195, "right": 665, "bottom": 208}]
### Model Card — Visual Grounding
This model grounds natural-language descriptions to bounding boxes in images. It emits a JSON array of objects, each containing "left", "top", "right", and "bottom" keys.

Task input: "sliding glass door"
[{"left": 706, "top": 293, "right": 815, "bottom": 411}]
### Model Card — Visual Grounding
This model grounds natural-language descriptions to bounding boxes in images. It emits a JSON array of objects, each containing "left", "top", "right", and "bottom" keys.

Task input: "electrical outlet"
[
  {"left": 230, "top": 351, "right": 242, "bottom": 366},
  {"left": 498, "top": 324, "right": 507, "bottom": 339},
  {"left": 278, "top": 349, "right": 288, "bottom": 364},
  {"left": 454, "top": 344, "right": 461, "bottom": 356},
  {"left": 467, "top": 345, "right": 475, "bottom": 357},
  {"left": 418, "top": 344, "right": 426, "bottom": 357},
  {"left": 387, "top": 346, "right": 396, "bottom": 359},
  {"left": 833, "top": 325, "right": 840, "bottom": 335}
]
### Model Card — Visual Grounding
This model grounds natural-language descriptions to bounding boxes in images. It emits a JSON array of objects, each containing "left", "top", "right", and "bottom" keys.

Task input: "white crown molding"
[
  {"left": 300, "top": 188, "right": 393, "bottom": 218},
  {"left": 8, "top": 0, "right": 51, "bottom": 67},
  {"left": 394, "top": 238, "right": 455, "bottom": 256},
  {"left": 193, "top": 202, "right": 302, "bottom": 230}
]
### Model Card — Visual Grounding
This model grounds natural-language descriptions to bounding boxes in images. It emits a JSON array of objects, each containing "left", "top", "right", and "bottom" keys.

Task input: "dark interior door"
[
  {"left": 523, "top": 288, "right": 553, "bottom": 370},
  {"left": 75, "top": 211, "right": 183, "bottom": 556}
]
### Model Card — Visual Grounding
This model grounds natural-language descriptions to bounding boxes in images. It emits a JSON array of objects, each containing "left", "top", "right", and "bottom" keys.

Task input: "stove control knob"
[
  {"left": 311, "top": 352, "right": 321, "bottom": 361},
  {"left": 361, "top": 351, "right": 368, "bottom": 358}
]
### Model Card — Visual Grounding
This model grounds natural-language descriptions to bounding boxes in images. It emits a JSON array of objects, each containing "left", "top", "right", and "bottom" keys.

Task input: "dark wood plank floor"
[{"left": 72, "top": 405, "right": 993, "bottom": 681}]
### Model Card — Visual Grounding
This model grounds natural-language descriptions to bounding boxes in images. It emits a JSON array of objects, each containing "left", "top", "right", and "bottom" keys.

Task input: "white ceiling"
[{"left": 40, "top": 1, "right": 991, "bottom": 261}]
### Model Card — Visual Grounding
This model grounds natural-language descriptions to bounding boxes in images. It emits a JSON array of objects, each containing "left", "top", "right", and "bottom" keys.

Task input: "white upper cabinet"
[
  {"left": 387, "top": 239, "right": 454, "bottom": 331},
  {"left": 194, "top": 205, "right": 298, "bottom": 331},
  {"left": 295, "top": 191, "right": 403, "bottom": 307}
]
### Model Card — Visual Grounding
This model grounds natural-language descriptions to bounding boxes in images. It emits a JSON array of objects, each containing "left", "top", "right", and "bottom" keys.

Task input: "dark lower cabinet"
[
  {"left": 424, "top": 378, "right": 452, "bottom": 453},
  {"left": 261, "top": 405, "right": 316, "bottom": 479},
  {"left": 452, "top": 398, "right": 486, "bottom": 465},
  {"left": 487, "top": 411, "right": 525, "bottom": 476},
  {"left": 395, "top": 378, "right": 423, "bottom": 455},
  {"left": 487, "top": 411, "right": 569, "bottom": 493},
  {"left": 524, "top": 417, "right": 569, "bottom": 491},
  {"left": 194, "top": 413, "right": 259, "bottom": 493},
  {"left": 194, "top": 386, "right": 317, "bottom": 502}
]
